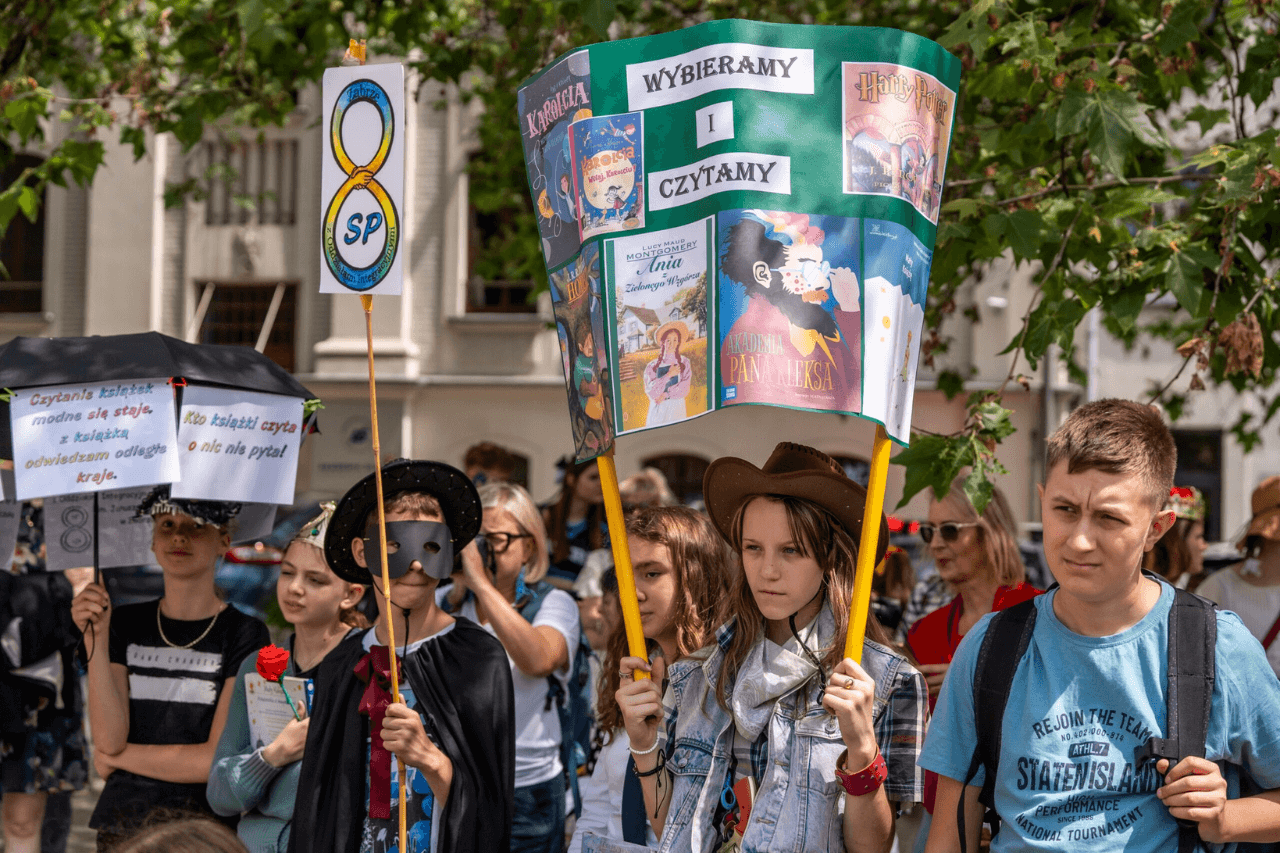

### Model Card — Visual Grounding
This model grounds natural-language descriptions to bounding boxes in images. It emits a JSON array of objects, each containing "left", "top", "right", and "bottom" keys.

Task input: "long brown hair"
[
  {"left": 596, "top": 506, "right": 734, "bottom": 738},
  {"left": 543, "top": 459, "right": 606, "bottom": 564},
  {"left": 1144, "top": 517, "right": 1195, "bottom": 583},
  {"left": 715, "top": 494, "right": 891, "bottom": 712}
]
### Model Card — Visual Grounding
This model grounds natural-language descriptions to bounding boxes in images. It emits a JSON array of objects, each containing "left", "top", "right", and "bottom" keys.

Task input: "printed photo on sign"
[
  {"left": 842, "top": 63, "right": 955, "bottom": 224},
  {"left": 570, "top": 112, "right": 645, "bottom": 240},
  {"left": 43, "top": 487, "right": 158, "bottom": 572},
  {"left": 320, "top": 62, "right": 405, "bottom": 295},
  {"left": 519, "top": 51, "right": 592, "bottom": 270},
  {"left": 550, "top": 244, "right": 614, "bottom": 461},
  {"left": 173, "top": 386, "right": 304, "bottom": 506},
  {"left": 717, "top": 210, "right": 862, "bottom": 414},
  {"left": 606, "top": 219, "right": 713, "bottom": 434},
  {"left": 11, "top": 379, "right": 179, "bottom": 500},
  {"left": 517, "top": 21, "right": 964, "bottom": 450},
  {"left": 860, "top": 219, "right": 931, "bottom": 441}
]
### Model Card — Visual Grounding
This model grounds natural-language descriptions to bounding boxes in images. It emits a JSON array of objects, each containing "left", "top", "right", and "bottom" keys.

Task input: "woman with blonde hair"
[
  {"left": 903, "top": 477, "right": 1038, "bottom": 852},
  {"left": 445, "top": 482, "right": 580, "bottom": 853},
  {"left": 906, "top": 477, "right": 1035, "bottom": 700},
  {"left": 616, "top": 443, "right": 926, "bottom": 853}
]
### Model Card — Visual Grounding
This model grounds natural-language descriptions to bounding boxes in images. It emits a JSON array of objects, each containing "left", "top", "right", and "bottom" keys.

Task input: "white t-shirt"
[
  {"left": 441, "top": 586, "right": 580, "bottom": 788},
  {"left": 568, "top": 732, "right": 659, "bottom": 853},
  {"left": 1197, "top": 565, "right": 1280, "bottom": 678}
]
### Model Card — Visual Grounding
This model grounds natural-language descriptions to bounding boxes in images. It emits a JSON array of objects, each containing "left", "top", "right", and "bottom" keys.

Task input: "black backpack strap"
[
  {"left": 958, "top": 597, "right": 1039, "bottom": 853},
  {"left": 1134, "top": 584, "right": 1217, "bottom": 853}
]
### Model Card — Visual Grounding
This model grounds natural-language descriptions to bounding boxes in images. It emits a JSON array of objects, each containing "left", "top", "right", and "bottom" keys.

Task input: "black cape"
[{"left": 289, "top": 618, "right": 515, "bottom": 853}]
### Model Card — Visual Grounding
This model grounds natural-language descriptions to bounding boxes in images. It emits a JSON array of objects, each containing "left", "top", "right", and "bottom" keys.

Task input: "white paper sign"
[
  {"left": 0, "top": 500, "right": 21, "bottom": 573},
  {"left": 43, "top": 488, "right": 159, "bottom": 572},
  {"left": 173, "top": 387, "right": 304, "bottom": 506},
  {"left": 320, "top": 62, "right": 405, "bottom": 296},
  {"left": 245, "top": 673, "right": 312, "bottom": 748},
  {"left": 10, "top": 380, "right": 179, "bottom": 500}
]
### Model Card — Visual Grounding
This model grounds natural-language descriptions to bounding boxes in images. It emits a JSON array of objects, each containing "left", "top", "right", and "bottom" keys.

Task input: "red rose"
[{"left": 256, "top": 644, "right": 290, "bottom": 681}]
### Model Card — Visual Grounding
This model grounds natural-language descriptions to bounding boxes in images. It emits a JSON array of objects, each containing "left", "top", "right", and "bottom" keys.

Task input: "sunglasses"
[
  {"left": 918, "top": 521, "right": 981, "bottom": 544},
  {"left": 481, "top": 531, "right": 533, "bottom": 553}
]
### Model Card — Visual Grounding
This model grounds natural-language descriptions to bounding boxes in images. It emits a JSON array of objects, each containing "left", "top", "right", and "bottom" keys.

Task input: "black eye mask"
[{"left": 362, "top": 520, "right": 455, "bottom": 580}]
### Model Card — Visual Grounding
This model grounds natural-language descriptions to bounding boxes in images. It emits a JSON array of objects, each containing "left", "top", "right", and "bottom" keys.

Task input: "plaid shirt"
[
  {"left": 898, "top": 573, "right": 955, "bottom": 641},
  {"left": 656, "top": 617, "right": 927, "bottom": 803}
]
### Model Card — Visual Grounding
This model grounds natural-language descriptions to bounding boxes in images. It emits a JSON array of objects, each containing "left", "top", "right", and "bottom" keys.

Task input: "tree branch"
[
  {"left": 1146, "top": 353, "right": 1196, "bottom": 402},
  {"left": 997, "top": 174, "right": 1214, "bottom": 207}
]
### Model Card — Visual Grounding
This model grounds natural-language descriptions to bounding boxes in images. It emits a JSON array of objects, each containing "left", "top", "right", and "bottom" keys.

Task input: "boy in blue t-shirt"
[{"left": 921, "top": 399, "right": 1280, "bottom": 852}]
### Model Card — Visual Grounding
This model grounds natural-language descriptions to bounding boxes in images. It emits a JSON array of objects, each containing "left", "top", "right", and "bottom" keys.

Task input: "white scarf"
[{"left": 727, "top": 606, "right": 835, "bottom": 742}]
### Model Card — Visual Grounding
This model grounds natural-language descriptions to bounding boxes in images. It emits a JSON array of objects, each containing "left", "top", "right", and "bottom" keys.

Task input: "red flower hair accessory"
[{"left": 1165, "top": 486, "right": 1206, "bottom": 522}]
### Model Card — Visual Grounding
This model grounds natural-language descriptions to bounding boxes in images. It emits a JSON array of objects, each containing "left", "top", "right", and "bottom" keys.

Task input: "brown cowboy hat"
[
  {"left": 1238, "top": 475, "right": 1280, "bottom": 549},
  {"left": 703, "top": 442, "right": 889, "bottom": 564}
]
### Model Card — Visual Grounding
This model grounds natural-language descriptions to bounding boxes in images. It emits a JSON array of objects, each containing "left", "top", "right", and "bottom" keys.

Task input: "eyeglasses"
[
  {"left": 918, "top": 522, "right": 982, "bottom": 544},
  {"left": 772, "top": 259, "right": 831, "bottom": 286},
  {"left": 482, "top": 531, "right": 533, "bottom": 553}
]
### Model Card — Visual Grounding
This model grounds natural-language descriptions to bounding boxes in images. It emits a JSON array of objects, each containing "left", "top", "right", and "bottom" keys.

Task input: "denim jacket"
[{"left": 655, "top": 620, "right": 927, "bottom": 853}]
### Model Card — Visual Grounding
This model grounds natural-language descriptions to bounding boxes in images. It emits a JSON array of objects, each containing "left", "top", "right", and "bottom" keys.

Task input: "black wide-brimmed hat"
[
  {"left": 703, "top": 442, "right": 889, "bottom": 566},
  {"left": 324, "top": 458, "right": 482, "bottom": 583}
]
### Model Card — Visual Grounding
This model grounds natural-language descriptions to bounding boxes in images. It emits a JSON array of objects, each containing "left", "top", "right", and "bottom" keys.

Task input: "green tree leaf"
[{"left": 1165, "top": 252, "right": 1207, "bottom": 317}]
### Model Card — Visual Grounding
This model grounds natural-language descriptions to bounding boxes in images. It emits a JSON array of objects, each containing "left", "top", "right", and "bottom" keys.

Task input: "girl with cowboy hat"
[
  {"left": 615, "top": 442, "right": 927, "bottom": 853},
  {"left": 642, "top": 321, "right": 693, "bottom": 428},
  {"left": 1198, "top": 476, "right": 1280, "bottom": 679}
]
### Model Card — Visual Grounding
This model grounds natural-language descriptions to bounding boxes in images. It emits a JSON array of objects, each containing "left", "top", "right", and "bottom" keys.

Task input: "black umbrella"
[
  {"left": 0, "top": 332, "right": 317, "bottom": 579},
  {"left": 0, "top": 331, "right": 314, "bottom": 458}
]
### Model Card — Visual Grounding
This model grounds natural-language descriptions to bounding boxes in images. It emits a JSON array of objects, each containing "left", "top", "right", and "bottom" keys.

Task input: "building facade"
[{"left": 2, "top": 72, "right": 1273, "bottom": 541}]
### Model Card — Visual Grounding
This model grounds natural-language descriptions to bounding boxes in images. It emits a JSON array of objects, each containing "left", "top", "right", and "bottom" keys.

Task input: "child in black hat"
[
  {"left": 70, "top": 486, "right": 270, "bottom": 850},
  {"left": 289, "top": 460, "right": 514, "bottom": 853}
]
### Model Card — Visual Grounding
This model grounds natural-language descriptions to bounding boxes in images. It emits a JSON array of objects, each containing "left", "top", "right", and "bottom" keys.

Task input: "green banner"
[{"left": 519, "top": 20, "right": 960, "bottom": 461}]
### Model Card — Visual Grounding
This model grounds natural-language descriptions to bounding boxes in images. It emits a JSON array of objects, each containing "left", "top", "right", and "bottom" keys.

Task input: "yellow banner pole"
[
  {"left": 359, "top": 292, "right": 407, "bottom": 852},
  {"left": 348, "top": 36, "right": 404, "bottom": 852},
  {"left": 596, "top": 451, "right": 649, "bottom": 679},
  {"left": 845, "top": 425, "right": 892, "bottom": 663}
]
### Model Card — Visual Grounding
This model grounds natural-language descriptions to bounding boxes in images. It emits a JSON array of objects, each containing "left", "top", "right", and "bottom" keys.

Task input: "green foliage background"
[{"left": 3, "top": 0, "right": 1277, "bottom": 510}]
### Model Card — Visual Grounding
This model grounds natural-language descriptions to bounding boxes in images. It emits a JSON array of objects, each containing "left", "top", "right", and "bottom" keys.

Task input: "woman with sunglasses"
[
  {"left": 903, "top": 477, "right": 1038, "bottom": 852},
  {"left": 443, "top": 482, "right": 579, "bottom": 853},
  {"left": 616, "top": 443, "right": 926, "bottom": 853}
]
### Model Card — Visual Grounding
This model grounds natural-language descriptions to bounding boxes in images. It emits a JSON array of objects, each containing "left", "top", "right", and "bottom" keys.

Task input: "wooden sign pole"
[{"left": 345, "top": 36, "right": 407, "bottom": 853}]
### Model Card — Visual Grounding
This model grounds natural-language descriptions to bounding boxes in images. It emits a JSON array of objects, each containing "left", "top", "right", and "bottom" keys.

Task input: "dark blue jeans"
[{"left": 511, "top": 772, "right": 566, "bottom": 853}]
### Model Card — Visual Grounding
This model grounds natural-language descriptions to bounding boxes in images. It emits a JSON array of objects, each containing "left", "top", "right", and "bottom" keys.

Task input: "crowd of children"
[{"left": 13, "top": 401, "right": 1275, "bottom": 852}]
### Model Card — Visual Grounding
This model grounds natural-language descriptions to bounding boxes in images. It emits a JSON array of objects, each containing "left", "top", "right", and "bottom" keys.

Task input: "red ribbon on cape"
[{"left": 355, "top": 644, "right": 403, "bottom": 820}]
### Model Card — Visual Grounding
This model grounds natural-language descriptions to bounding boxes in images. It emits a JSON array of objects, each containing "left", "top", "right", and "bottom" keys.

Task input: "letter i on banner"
[{"left": 322, "top": 38, "right": 407, "bottom": 851}]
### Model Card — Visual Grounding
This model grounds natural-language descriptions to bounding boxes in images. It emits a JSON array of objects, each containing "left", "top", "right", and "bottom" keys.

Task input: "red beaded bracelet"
[{"left": 834, "top": 748, "right": 888, "bottom": 796}]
